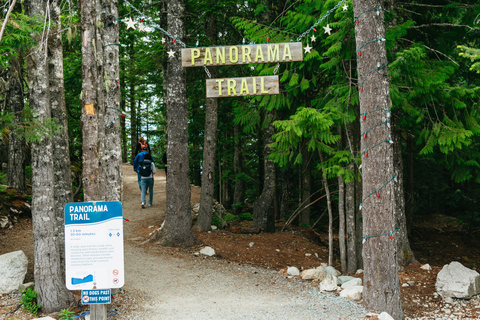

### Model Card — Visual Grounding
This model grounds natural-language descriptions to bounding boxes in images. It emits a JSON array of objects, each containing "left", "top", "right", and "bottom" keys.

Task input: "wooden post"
[{"left": 91, "top": 305, "right": 107, "bottom": 320}]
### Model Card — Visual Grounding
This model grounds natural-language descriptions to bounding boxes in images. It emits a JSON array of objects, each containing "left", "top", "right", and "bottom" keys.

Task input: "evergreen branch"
[
  {"left": 410, "top": 23, "right": 478, "bottom": 31},
  {"left": 399, "top": 38, "right": 459, "bottom": 66},
  {"left": 398, "top": 3, "right": 477, "bottom": 9}
]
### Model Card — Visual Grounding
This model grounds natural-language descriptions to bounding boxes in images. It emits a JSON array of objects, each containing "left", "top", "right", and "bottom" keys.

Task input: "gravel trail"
[{"left": 116, "top": 164, "right": 370, "bottom": 320}]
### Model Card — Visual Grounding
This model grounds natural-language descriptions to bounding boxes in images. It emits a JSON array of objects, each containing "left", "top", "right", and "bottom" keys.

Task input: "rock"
[
  {"left": 199, "top": 246, "right": 216, "bottom": 256},
  {"left": 320, "top": 274, "right": 338, "bottom": 292},
  {"left": 402, "top": 283, "right": 409, "bottom": 287},
  {"left": 436, "top": 261, "right": 480, "bottom": 299},
  {"left": 301, "top": 268, "right": 326, "bottom": 281},
  {"left": 33, "top": 317, "right": 56, "bottom": 320},
  {"left": 378, "top": 312, "right": 395, "bottom": 320},
  {"left": 211, "top": 225, "right": 217, "bottom": 230},
  {"left": 18, "top": 282, "right": 34, "bottom": 291},
  {"left": 287, "top": 266, "right": 300, "bottom": 276},
  {"left": 355, "top": 269, "right": 364, "bottom": 274},
  {"left": 325, "top": 266, "right": 341, "bottom": 277},
  {"left": 249, "top": 242, "right": 255, "bottom": 247},
  {"left": 421, "top": 263, "right": 432, "bottom": 271},
  {"left": 340, "top": 286, "right": 363, "bottom": 300},
  {"left": 338, "top": 276, "right": 357, "bottom": 286},
  {"left": 0, "top": 250, "right": 28, "bottom": 294},
  {"left": 0, "top": 216, "right": 12, "bottom": 229},
  {"left": 407, "top": 281, "right": 415, "bottom": 286},
  {"left": 305, "top": 253, "right": 311, "bottom": 257},
  {"left": 341, "top": 278, "right": 362, "bottom": 289}
]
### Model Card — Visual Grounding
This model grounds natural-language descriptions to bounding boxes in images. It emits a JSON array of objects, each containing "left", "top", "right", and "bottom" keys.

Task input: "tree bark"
[
  {"left": 299, "top": 142, "right": 310, "bottom": 227},
  {"left": 196, "top": 15, "right": 218, "bottom": 232},
  {"left": 345, "top": 164, "right": 357, "bottom": 274},
  {"left": 353, "top": 0, "right": 403, "bottom": 317},
  {"left": 25, "top": 0, "right": 70, "bottom": 312},
  {"left": 233, "top": 124, "right": 245, "bottom": 215},
  {"left": 7, "top": 54, "right": 26, "bottom": 194},
  {"left": 162, "top": 0, "right": 197, "bottom": 246},
  {"left": 120, "top": 64, "right": 127, "bottom": 163},
  {"left": 319, "top": 151, "right": 333, "bottom": 266},
  {"left": 81, "top": 0, "right": 100, "bottom": 202},
  {"left": 103, "top": 0, "right": 123, "bottom": 202},
  {"left": 48, "top": 0, "right": 74, "bottom": 308},
  {"left": 128, "top": 38, "right": 136, "bottom": 163},
  {"left": 338, "top": 175, "right": 346, "bottom": 274},
  {"left": 252, "top": 111, "right": 275, "bottom": 232}
]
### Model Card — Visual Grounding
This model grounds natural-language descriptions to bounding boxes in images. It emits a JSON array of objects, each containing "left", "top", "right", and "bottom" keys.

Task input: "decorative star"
[
  {"left": 304, "top": 43, "right": 312, "bottom": 53},
  {"left": 161, "top": 37, "right": 166, "bottom": 44},
  {"left": 125, "top": 17, "right": 136, "bottom": 30},
  {"left": 138, "top": 23, "right": 145, "bottom": 32},
  {"left": 311, "top": 34, "right": 316, "bottom": 42},
  {"left": 323, "top": 24, "right": 332, "bottom": 35},
  {"left": 167, "top": 49, "right": 175, "bottom": 58},
  {"left": 342, "top": 4, "right": 348, "bottom": 11}
]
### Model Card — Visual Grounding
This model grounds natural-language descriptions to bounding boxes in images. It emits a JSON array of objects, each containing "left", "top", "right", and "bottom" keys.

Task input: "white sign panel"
[{"left": 64, "top": 201, "right": 124, "bottom": 290}]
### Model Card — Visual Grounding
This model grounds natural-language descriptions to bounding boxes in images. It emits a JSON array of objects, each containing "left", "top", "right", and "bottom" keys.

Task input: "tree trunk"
[
  {"left": 196, "top": 15, "right": 218, "bottom": 232},
  {"left": 252, "top": 111, "right": 275, "bottom": 233},
  {"left": 279, "top": 167, "right": 294, "bottom": 220},
  {"left": 162, "top": 0, "right": 197, "bottom": 246},
  {"left": 7, "top": 54, "right": 26, "bottom": 194},
  {"left": 48, "top": 0, "right": 74, "bottom": 308},
  {"left": 338, "top": 175, "right": 346, "bottom": 274},
  {"left": 345, "top": 164, "right": 357, "bottom": 274},
  {"left": 129, "top": 40, "right": 136, "bottom": 163},
  {"left": 120, "top": 64, "right": 127, "bottom": 163},
  {"left": 353, "top": 0, "right": 403, "bottom": 317},
  {"left": 392, "top": 116, "right": 416, "bottom": 269},
  {"left": 95, "top": 0, "right": 106, "bottom": 202},
  {"left": 406, "top": 134, "right": 414, "bottom": 234},
  {"left": 80, "top": 0, "right": 100, "bottom": 202},
  {"left": 103, "top": 0, "right": 123, "bottom": 202},
  {"left": 299, "top": 142, "right": 310, "bottom": 227},
  {"left": 319, "top": 151, "right": 333, "bottom": 266},
  {"left": 233, "top": 124, "right": 245, "bottom": 215},
  {"left": 26, "top": 0, "right": 70, "bottom": 312}
]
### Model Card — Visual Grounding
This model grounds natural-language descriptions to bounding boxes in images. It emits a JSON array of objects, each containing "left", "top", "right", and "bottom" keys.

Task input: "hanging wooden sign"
[
  {"left": 182, "top": 42, "right": 303, "bottom": 67},
  {"left": 206, "top": 76, "right": 279, "bottom": 98}
]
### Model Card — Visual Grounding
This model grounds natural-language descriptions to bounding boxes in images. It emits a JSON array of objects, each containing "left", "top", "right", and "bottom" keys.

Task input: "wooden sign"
[
  {"left": 182, "top": 42, "right": 303, "bottom": 67},
  {"left": 206, "top": 76, "right": 279, "bottom": 98}
]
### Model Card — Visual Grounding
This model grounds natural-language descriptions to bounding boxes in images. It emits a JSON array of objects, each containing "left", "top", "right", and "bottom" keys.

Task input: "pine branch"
[
  {"left": 410, "top": 23, "right": 478, "bottom": 31},
  {"left": 398, "top": 3, "right": 477, "bottom": 9},
  {"left": 399, "top": 38, "right": 459, "bottom": 66}
]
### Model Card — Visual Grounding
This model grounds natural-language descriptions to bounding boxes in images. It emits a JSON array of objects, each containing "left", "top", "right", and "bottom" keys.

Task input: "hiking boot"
[{"left": 141, "top": 202, "right": 145, "bottom": 208}]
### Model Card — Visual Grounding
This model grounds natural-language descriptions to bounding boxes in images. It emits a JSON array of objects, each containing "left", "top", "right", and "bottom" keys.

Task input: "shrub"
[{"left": 21, "top": 288, "right": 40, "bottom": 315}]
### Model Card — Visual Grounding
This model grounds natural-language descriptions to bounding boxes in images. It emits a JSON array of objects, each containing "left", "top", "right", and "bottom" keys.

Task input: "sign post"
[{"left": 64, "top": 201, "right": 124, "bottom": 320}]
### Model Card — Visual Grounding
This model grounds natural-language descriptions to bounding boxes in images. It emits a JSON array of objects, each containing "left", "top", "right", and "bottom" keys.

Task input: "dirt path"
[{"left": 117, "top": 164, "right": 368, "bottom": 320}]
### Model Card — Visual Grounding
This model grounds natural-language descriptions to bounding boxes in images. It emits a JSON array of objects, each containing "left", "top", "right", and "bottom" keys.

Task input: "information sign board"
[
  {"left": 64, "top": 201, "right": 124, "bottom": 290},
  {"left": 81, "top": 289, "right": 111, "bottom": 305},
  {"left": 206, "top": 75, "right": 279, "bottom": 98}
]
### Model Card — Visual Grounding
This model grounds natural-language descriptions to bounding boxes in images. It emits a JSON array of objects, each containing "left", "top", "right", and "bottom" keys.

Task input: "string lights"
[
  {"left": 362, "top": 227, "right": 399, "bottom": 244},
  {"left": 105, "top": 107, "right": 127, "bottom": 127},
  {"left": 357, "top": 37, "right": 385, "bottom": 56},
  {"left": 354, "top": 8, "right": 384, "bottom": 25},
  {"left": 359, "top": 62, "right": 389, "bottom": 91}
]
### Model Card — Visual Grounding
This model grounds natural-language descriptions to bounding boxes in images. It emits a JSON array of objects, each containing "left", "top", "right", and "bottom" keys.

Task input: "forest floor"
[{"left": 1, "top": 164, "right": 480, "bottom": 319}]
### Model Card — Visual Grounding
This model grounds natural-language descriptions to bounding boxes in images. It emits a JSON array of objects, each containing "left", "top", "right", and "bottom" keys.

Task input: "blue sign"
[
  {"left": 81, "top": 289, "right": 111, "bottom": 305},
  {"left": 64, "top": 201, "right": 124, "bottom": 290}
]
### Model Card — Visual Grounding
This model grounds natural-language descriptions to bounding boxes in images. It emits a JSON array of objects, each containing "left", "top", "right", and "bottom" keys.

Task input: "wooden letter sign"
[
  {"left": 206, "top": 76, "right": 279, "bottom": 98},
  {"left": 182, "top": 42, "right": 303, "bottom": 67}
]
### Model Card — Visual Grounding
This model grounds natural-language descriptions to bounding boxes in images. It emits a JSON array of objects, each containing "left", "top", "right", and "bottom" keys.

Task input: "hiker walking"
[
  {"left": 133, "top": 147, "right": 156, "bottom": 207},
  {"left": 135, "top": 136, "right": 151, "bottom": 156}
]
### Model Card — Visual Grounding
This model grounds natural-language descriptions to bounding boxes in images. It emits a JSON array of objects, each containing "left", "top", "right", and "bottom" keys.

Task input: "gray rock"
[
  {"left": 0, "top": 250, "right": 28, "bottom": 294},
  {"left": 420, "top": 263, "right": 432, "bottom": 271},
  {"left": 287, "top": 266, "right": 300, "bottom": 276},
  {"left": 33, "top": 317, "right": 56, "bottom": 320},
  {"left": 301, "top": 268, "right": 326, "bottom": 281},
  {"left": 436, "top": 261, "right": 480, "bottom": 299},
  {"left": 378, "top": 312, "right": 394, "bottom": 320},
  {"left": 340, "top": 286, "right": 363, "bottom": 300},
  {"left": 341, "top": 278, "right": 362, "bottom": 289},
  {"left": 320, "top": 274, "right": 338, "bottom": 292},
  {"left": 200, "top": 246, "right": 216, "bottom": 256},
  {"left": 18, "top": 282, "right": 34, "bottom": 292},
  {"left": 338, "top": 276, "right": 357, "bottom": 286}
]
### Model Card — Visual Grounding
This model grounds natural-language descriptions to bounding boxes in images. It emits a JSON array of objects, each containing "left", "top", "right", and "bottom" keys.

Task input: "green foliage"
[
  {"left": 457, "top": 45, "right": 480, "bottom": 73},
  {"left": 0, "top": 171, "right": 7, "bottom": 185},
  {"left": 21, "top": 288, "right": 40, "bottom": 315},
  {"left": 58, "top": 308, "right": 75, "bottom": 320}
]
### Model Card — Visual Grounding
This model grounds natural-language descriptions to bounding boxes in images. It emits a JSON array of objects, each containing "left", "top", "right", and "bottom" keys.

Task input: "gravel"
[{"left": 114, "top": 244, "right": 370, "bottom": 320}]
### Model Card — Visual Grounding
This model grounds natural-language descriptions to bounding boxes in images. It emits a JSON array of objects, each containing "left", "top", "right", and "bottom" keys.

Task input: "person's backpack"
[{"left": 138, "top": 159, "right": 152, "bottom": 177}]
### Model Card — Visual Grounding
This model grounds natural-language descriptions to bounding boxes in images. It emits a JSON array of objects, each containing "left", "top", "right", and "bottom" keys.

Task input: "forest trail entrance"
[{"left": 118, "top": 164, "right": 368, "bottom": 319}]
